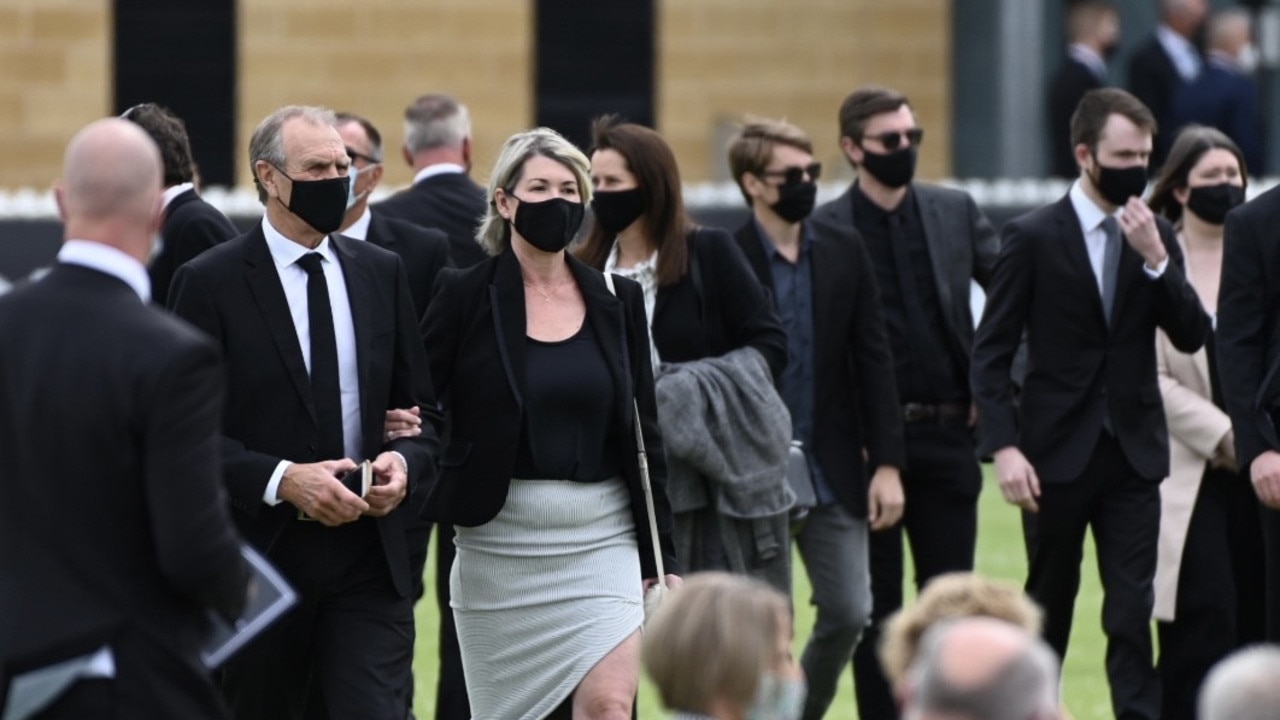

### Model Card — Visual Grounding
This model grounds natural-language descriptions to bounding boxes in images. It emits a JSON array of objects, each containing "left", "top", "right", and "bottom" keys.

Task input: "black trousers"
[
  {"left": 1157, "top": 467, "right": 1266, "bottom": 720},
  {"left": 31, "top": 679, "right": 115, "bottom": 720},
  {"left": 221, "top": 518, "right": 413, "bottom": 720},
  {"left": 851, "top": 421, "right": 980, "bottom": 720},
  {"left": 1023, "top": 432, "right": 1160, "bottom": 720},
  {"left": 1264, "top": 504, "right": 1280, "bottom": 642}
]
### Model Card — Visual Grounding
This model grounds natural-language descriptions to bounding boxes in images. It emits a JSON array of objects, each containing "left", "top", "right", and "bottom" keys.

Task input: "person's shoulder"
[
  {"left": 378, "top": 214, "right": 449, "bottom": 245},
  {"left": 912, "top": 181, "right": 975, "bottom": 207},
  {"left": 181, "top": 228, "right": 252, "bottom": 272},
  {"left": 1232, "top": 185, "right": 1280, "bottom": 223}
]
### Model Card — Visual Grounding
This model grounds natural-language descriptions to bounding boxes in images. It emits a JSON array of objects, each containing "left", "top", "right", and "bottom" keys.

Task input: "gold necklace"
[{"left": 523, "top": 278, "right": 570, "bottom": 303}]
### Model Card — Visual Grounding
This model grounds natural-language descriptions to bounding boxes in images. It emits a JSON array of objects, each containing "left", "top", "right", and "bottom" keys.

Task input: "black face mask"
[
  {"left": 591, "top": 188, "right": 646, "bottom": 235},
  {"left": 770, "top": 180, "right": 817, "bottom": 223},
  {"left": 1090, "top": 160, "right": 1148, "bottom": 207},
  {"left": 860, "top": 146, "right": 917, "bottom": 188},
  {"left": 511, "top": 195, "right": 584, "bottom": 253},
  {"left": 1186, "top": 182, "right": 1245, "bottom": 225},
  {"left": 275, "top": 168, "right": 349, "bottom": 235}
]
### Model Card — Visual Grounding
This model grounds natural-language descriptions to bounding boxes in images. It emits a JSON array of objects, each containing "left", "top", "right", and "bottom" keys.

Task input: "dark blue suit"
[{"left": 1171, "top": 59, "right": 1265, "bottom": 174}]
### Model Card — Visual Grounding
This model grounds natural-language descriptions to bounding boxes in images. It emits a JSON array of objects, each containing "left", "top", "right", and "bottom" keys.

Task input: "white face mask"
[
  {"left": 745, "top": 674, "right": 806, "bottom": 720},
  {"left": 1239, "top": 43, "right": 1261, "bottom": 74},
  {"left": 345, "top": 163, "right": 377, "bottom": 210}
]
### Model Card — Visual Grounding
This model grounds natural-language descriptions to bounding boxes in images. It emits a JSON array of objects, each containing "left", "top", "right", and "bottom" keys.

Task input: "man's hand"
[
  {"left": 994, "top": 446, "right": 1041, "bottom": 513},
  {"left": 365, "top": 451, "right": 408, "bottom": 516},
  {"left": 867, "top": 466, "right": 905, "bottom": 531},
  {"left": 1251, "top": 450, "right": 1280, "bottom": 509},
  {"left": 383, "top": 406, "right": 422, "bottom": 442},
  {"left": 279, "top": 459, "right": 367, "bottom": 526},
  {"left": 1118, "top": 198, "right": 1168, "bottom": 270}
]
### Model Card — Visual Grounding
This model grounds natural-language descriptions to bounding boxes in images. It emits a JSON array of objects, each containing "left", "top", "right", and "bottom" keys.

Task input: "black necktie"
[{"left": 297, "top": 252, "right": 345, "bottom": 459}]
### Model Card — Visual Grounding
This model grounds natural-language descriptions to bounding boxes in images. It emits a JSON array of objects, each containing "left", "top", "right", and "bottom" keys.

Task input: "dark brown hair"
[
  {"left": 727, "top": 118, "right": 814, "bottom": 205},
  {"left": 576, "top": 115, "right": 691, "bottom": 286},
  {"left": 838, "top": 86, "right": 910, "bottom": 144},
  {"left": 1148, "top": 124, "right": 1247, "bottom": 223},
  {"left": 1069, "top": 88, "right": 1157, "bottom": 153},
  {"left": 120, "top": 103, "right": 195, "bottom": 187}
]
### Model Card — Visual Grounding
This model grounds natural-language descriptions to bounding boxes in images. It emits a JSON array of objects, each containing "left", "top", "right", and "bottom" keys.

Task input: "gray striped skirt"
[{"left": 451, "top": 476, "right": 644, "bottom": 720}]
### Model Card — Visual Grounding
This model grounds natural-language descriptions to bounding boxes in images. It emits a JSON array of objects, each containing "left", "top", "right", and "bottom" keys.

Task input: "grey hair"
[
  {"left": 1199, "top": 645, "right": 1280, "bottom": 720},
  {"left": 249, "top": 105, "right": 336, "bottom": 204},
  {"left": 905, "top": 619, "right": 1060, "bottom": 720},
  {"left": 475, "top": 127, "right": 592, "bottom": 256},
  {"left": 403, "top": 94, "right": 471, "bottom": 154}
]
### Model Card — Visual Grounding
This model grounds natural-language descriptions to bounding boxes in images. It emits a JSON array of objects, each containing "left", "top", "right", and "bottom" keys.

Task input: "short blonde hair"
[
  {"left": 642, "top": 572, "right": 790, "bottom": 716},
  {"left": 727, "top": 117, "right": 814, "bottom": 205},
  {"left": 476, "top": 127, "right": 591, "bottom": 256},
  {"left": 879, "top": 572, "right": 1043, "bottom": 686}
]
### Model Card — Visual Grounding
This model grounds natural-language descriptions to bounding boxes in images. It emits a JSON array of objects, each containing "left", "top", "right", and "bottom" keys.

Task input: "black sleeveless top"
[{"left": 512, "top": 320, "right": 621, "bottom": 481}]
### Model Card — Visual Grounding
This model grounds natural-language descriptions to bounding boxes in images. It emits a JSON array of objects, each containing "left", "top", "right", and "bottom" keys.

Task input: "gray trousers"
[{"left": 794, "top": 503, "right": 872, "bottom": 720}]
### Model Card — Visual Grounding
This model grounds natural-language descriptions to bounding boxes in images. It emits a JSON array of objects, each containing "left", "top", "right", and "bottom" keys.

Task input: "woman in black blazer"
[
  {"left": 419, "top": 127, "right": 679, "bottom": 720},
  {"left": 577, "top": 116, "right": 790, "bottom": 588}
]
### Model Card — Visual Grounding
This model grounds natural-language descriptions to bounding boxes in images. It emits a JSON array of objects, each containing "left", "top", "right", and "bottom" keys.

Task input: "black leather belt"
[{"left": 902, "top": 402, "right": 969, "bottom": 424}]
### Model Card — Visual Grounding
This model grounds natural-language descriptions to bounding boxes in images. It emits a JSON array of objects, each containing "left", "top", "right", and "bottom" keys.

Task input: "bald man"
[
  {"left": 902, "top": 617, "right": 1062, "bottom": 720},
  {"left": 0, "top": 118, "right": 250, "bottom": 720}
]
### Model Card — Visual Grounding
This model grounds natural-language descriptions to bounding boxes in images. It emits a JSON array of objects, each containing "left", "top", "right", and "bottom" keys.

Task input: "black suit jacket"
[
  {"left": 150, "top": 188, "right": 238, "bottom": 306},
  {"left": 811, "top": 183, "right": 999, "bottom": 375},
  {"left": 1219, "top": 185, "right": 1280, "bottom": 469},
  {"left": 1127, "top": 35, "right": 1186, "bottom": 166},
  {"left": 419, "top": 251, "right": 677, "bottom": 578},
  {"left": 972, "top": 194, "right": 1209, "bottom": 482},
  {"left": 361, "top": 212, "right": 451, "bottom": 318},
  {"left": 374, "top": 172, "right": 489, "bottom": 268},
  {"left": 0, "top": 264, "right": 248, "bottom": 719},
  {"left": 1048, "top": 57, "right": 1104, "bottom": 178},
  {"left": 168, "top": 226, "right": 440, "bottom": 598},
  {"left": 734, "top": 221, "right": 905, "bottom": 518}
]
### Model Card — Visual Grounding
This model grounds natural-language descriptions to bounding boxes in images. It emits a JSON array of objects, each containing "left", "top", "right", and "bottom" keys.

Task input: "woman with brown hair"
[
  {"left": 1147, "top": 124, "right": 1264, "bottom": 720},
  {"left": 577, "top": 116, "right": 791, "bottom": 590}
]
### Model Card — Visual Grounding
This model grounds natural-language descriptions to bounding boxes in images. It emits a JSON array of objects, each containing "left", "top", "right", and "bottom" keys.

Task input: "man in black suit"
[
  {"left": 335, "top": 112, "right": 450, "bottom": 317},
  {"left": 0, "top": 118, "right": 249, "bottom": 719},
  {"left": 1047, "top": 1, "right": 1119, "bottom": 178},
  {"left": 372, "top": 92, "right": 481, "bottom": 720},
  {"left": 728, "top": 118, "right": 905, "bottom": 720},
  {"left": 168, "top": 105, "right": 440, "bottom": 720},
  {"left": 811, "top": 86, "right": 998, "bottom": 720},
  {"left": 1218, "top": 141, "right": 1280, "bottom": 643},
  {"left": 374, "top": 93, "right": 488, "bottom": 268},
  {"left": 972, "top": 88, "right": 1209, "bottom": 720},
  {"left": 1127, "top": 0, "right": 1208, "bottom": 168},
  {"left": 121, "top": 102, "right": 239, "bottom": 304}
]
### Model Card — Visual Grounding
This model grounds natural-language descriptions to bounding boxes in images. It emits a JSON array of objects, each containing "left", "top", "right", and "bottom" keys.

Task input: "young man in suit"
[
  {"left": 120, "top": 102, "right": 239, "bottom": 305},
  {"left": 374, "top": 93, "right": 488, "bottom": 269},
  {"left": 168, "top": 105, "right": 440, "bottom": 720},
  {"left": 972, "top": 87, "right": 1209, "bottom": 720},
  {"left": 0, "top": 118, "right": 249, "bottom": 719},
  {"left": 728, "top": 118, "right": 905, "bottom": 720},
  {"left": 1127, "top": 0, "right": 1208, "bottom": 167},
  {"left": 1047, "top": 1, "right": 1119, "bottom": 179},
  {"left": 811, "top": 85, "right": 999, "bottom": 720}
]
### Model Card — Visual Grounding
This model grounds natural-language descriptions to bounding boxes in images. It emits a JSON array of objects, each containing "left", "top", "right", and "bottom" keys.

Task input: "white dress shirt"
[
  {"left": 412, "top": 163, "right": 467, "bottom": 186},
  {"left": 57, "top": 240, "right": 151, "bottom": 303},
  {"left": 604, "top": 241, "right": 662, "bottom": 370},
  {"left": 340, "top": 206, "right": 373, "bottom": 242},
  {"left": 161, "top": 181, "right": 195, "bottom": 211},
  {"left": 1069, "top": 181, "right": 1166, "bottom": 302},
  {"left": 1157, "top": 24, "right": 1202, "bottom": 82},
  {"left": 1068, "top": 43, "right": 1108, "bottom": 81},
  {"left": 261, "top": 217, "right": 364, "bottom": 505}
]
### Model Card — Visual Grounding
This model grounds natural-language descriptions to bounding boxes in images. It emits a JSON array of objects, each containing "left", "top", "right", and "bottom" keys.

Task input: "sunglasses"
[
  {"left": 346, "top": 147, "right": 382, "bottom": 165},
  {"left": 862, "top": 128, "right": 924, "bottom": 151},
  {"left": 757, "top": 162, "right": 822, "bottom": 186}
]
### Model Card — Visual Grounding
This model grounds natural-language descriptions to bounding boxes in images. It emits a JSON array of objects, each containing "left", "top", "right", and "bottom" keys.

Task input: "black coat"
[
  {"left": 362, "top": 212, "right": 451, "bottom": 318},
  {"left": 733, "top": 221, "right": 905, "bottom": 518},
  {"left": 1048, "top": 56, "right": 1104, "bottom": 178},
  {"left": 374, "top": 172, "right": 489, "bottom": 268},
  {"left": 0, "top": 264, "right": 249, "bottom": 719},
  {"left": 151, "top": 188, "right": 238, "bottom": 305},
  {"left": 1127, "top": 35, "right": 1187, "bottom": 167}
]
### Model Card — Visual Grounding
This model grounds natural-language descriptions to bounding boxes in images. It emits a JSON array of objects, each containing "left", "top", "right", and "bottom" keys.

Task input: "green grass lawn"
[{"left": 412, "top": 465, "right": 1115, "bottom": 719}]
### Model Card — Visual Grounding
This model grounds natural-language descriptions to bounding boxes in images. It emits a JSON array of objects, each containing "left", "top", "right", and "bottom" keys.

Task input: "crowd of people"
[{"left": 2, "top": 39, "right": 1280, "bottom": 720}]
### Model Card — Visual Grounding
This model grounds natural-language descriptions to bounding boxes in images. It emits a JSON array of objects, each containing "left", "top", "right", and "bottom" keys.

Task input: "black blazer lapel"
[
  {"left": 917, "top": 190, "right": 960, "bottom": 335},
  {"left": 363, "top": 213, "right": 395, "bottom": 251},
  {"left": 243, "top": 228, "right": 316, "bottom": 422},
  {"left": 491, "top": 251, "right": 527, "bottom": 411},
  {"left": 573, "top": 256, "right": 630, "bottom": 431},
  {"left": 1110, "top": 238, "right": 1144, "bottom": 329},
  {"left": 735, "top": 221, "right": 776, "bottom": 295},
  {"left": 1055, "top": 196, "right": 1107, "bottom": 325}
]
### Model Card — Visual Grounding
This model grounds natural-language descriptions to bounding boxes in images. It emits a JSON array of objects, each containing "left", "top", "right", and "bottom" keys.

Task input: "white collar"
[
  {"left": 413, "top": 163, "right": 467, "bottom": 185},
  {"left": 161, "top": 182, "right": 195, "bottom": 210},
  {"left": 1068, "top": 43, "right": 1107, "bottom": 80},
  {"left": 604, "top": 240, "right": 658, "bottom": 273},
  {"left": 1069, "top": 179, "right": 1121, "bottom": 234},
  {"left": 57, "top": 240, "right": 151, "bottom": 302},
  {"left": 340, "top": 207, "right": 373, "bottom": 241},
  {"left": 261, "top": 216, "right": 336, "bottom": 271}
]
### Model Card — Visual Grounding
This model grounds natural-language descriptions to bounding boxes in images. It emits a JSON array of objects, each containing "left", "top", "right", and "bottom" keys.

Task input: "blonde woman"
[{"left": 419, "top": 127, "right": 680, "bottom": 720}]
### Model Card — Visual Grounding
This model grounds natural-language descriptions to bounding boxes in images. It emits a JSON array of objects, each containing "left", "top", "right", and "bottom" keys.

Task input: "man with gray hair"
[
  {"left": 902, "top": 617, "right": 1062, "bottom": 720},
  {"left": 1126, "top": 0, "right": 1209, "bottom": 167},
  {"left": 1199, "top": 645, "right": 1280, "bottom": 720},
  {"left": 374, "top": 93, "right": 488, "bottom": 267},
  {"left": 168, "top": 104, "right": 440, "bottom": 719}
]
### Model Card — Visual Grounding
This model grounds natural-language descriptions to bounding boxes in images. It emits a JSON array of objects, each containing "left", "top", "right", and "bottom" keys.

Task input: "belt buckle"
[{"left": 903, "top": 403, "right": 930, "bottom": 423}]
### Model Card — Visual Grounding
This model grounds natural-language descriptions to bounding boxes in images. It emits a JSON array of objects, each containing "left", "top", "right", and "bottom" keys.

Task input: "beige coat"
[{"left": 1154, "top": 326, "right": 1232, "bottom": 621}]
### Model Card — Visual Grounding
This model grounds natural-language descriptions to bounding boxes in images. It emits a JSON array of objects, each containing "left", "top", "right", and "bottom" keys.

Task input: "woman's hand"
[{"left": 382, "top": 406, "right": 422, "bottom": 442}]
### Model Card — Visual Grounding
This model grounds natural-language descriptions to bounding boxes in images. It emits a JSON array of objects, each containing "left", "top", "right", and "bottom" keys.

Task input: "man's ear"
[
  {"left": 840, "top": 136, "right": 863, "bottom": 167},
  {"left": 53, "top": 183, "right": 68, "bottom": 222},
  {"left": 1073, "top": 143, "right": 1092, "bottom": 174},
  {"left": 401, "top": 144, "right": 413, "bottom": 169}
]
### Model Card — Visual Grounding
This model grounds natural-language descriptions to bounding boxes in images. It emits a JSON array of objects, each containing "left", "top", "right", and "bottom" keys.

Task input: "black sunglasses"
[
  {"left": 346, "top": 147, "right": 382, "bottom": 165},
  {"left": 757, "top": 162, "right": 822, "bottom": 186},
  {"left": 862, "top": 128, "right": 924, "bottom": 151}
]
